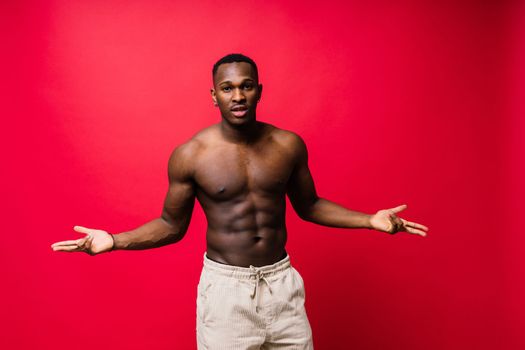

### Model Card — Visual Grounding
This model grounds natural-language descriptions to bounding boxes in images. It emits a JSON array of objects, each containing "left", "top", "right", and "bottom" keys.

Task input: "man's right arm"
[
  {"left": 112, "top": 142, "right": 197, "bottom": 250},
  {"left": 51, "top": 141, "right": 198, "bottom": 255}
]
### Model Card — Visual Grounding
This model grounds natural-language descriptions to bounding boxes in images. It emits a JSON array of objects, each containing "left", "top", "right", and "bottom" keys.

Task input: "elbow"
[
  {"left": 296, "top": 197, "right": 320, "bottom": 222},
  {"left": 298, "top": 213, "right": 314, "bottom": 222},
  {"left": 297, "top": 208, "right": 313, "bottom": 222},
  {"left": 167, "top": 227, "right": 188, "bottom": 245},
  {"left": 160, "top": 216, "right": 187, "bottom": 242}
]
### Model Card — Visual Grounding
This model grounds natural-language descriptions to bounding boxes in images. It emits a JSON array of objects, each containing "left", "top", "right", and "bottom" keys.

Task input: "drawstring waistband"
[
  {"left": 249, "top": 265, "right": 273, "bottom": 312},
  {"left": 203, "top": 253, "right": 290, "bottom": 313}
]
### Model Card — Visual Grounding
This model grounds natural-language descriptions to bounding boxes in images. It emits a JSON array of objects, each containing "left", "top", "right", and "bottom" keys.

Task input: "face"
[{"left": 211, "top": 62, "right": 262, "bottom": 126}]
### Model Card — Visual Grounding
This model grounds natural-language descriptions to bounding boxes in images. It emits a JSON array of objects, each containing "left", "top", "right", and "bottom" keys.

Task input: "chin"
[{"left": 223, "top": 115, "right": 256, "bottom": 126}]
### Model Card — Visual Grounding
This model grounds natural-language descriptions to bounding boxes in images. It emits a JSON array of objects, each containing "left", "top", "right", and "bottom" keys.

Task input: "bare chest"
[{"left": 194, "top": 142, "right": 294, "bottom": 200}]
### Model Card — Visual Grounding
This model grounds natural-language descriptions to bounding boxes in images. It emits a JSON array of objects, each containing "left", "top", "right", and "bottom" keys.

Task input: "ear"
[
  {"left": 257, "top": 83, "right": 263, "bottom": 102},
  {"left": 210, "top": 88, "right": 218, "bottom": 105}
]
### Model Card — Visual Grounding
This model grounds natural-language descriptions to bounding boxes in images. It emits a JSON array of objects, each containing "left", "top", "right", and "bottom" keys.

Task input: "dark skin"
[{"left": 51, "top": 62, "right": 428, "bottom": 267}]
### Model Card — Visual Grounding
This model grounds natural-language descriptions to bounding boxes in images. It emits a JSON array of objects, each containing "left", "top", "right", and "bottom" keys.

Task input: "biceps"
[
  {"left": 161, "top": 180, "right": 195, "bottom": 225},
  {"left": 287, "top": 163, "right": 318, "bottom": 210}
]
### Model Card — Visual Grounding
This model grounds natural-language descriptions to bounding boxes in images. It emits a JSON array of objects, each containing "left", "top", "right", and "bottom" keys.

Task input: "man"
[{"left": 51, "top": 53, "right": 428, "bottom": 349}]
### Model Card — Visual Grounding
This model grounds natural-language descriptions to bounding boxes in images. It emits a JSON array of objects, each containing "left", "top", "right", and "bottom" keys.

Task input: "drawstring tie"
[{"left": 249, "top": 265, "right": 273, "bottom": 312}]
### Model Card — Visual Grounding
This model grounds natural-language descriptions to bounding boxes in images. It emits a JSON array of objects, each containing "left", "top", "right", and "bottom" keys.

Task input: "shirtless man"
[{"left": 51, "top": 53, "right": 428, "bottom": 349}]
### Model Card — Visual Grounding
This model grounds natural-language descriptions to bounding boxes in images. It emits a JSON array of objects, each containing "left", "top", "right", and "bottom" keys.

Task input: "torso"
[{"left": 189, "top": 122, "right": 298, "bottom": 267}]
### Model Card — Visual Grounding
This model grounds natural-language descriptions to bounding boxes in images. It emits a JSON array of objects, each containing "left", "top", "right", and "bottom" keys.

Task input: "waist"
[{"left": 203, "top": 251, "right": 290, "bottom": 279}]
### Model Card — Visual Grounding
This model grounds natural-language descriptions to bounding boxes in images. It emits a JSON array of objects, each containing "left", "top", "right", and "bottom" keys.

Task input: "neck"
[{"left": 220, "top": 119, "right": 263, "bottom": 144}]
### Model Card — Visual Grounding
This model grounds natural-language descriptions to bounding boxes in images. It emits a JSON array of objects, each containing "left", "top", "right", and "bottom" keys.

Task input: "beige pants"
[{"left": 196, "top": 253, "right": 314, "bottom": 350}]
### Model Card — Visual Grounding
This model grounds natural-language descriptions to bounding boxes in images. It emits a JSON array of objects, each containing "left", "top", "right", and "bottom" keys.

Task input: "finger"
[
  {"left": 78, "top": 235, "right": 92, "bottom": 248},
  {"left": 404, "top": 220, "right": 429, "bottom": 231},
  {"left": 51, "top": 239, "right": 82, "bottom": 247},
  {"left": 73, "top": 226, "right": 93, "bottom": 235},
  {"left": 389, "top": 204, "right": 407, "bottom": 214},
  {"left": 85, "top": 235, "right": 94, "bottom": 249},
  {"left": 52, "top": 245, "right": 82, "bottom": 252},
  {"left": 64, "top": 236, "right": 89, "bottom": 252},
  {"left": 405, "top": 227, "right": 427, "bottom": 237},
  {"left": 51, "top": 234, "right": 92, "bottom": 252},
  {"left": 389, "top": 214, "right": 404, "bottom": 232},
  {"left": 387, "top": 214, "right": 400, "bottom": 232}
]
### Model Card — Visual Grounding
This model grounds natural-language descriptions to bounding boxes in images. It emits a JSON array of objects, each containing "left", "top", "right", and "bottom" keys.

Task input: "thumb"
[
  {"left": 390, "top": 204, "right": 408, "bottom": 214},
  {"left": 73, "top": 225, "right": 93, "bottom": 235}
]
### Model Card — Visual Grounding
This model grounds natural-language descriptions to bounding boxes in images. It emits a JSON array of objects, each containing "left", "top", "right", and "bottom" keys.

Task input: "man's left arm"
[{"left": 286, "top": 135, "right": 428, "bottom": 236}]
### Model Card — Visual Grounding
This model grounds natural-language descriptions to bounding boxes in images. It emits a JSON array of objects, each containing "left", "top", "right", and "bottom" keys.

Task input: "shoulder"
[
  {"left": 167, "top": 133, "right": 208, "bottom": 181},
  {"left": 169, "top": 139, "right": 201, "bottom": 165},
  {"left": 167, "top": 125, "right": 222, "bottom": 179},
  {"left": 169, "top": 124, "right": 220, "bottom": 162},
  {"left": 266, "top": 124, "right": 307, "bottom": 155}
]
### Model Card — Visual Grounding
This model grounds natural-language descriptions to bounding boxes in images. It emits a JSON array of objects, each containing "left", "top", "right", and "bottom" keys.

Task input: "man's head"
[
  {"left": 211, "top": 53, "right": 262, "bottom": 127},
  {"left": 212, "top": 53, "right": 258, "bottom": 83}
]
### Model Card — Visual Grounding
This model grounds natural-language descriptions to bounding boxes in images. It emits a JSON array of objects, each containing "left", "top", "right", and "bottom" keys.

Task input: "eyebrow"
[{"left": 218, "top": 78, "right": 255, "bottom": 86}]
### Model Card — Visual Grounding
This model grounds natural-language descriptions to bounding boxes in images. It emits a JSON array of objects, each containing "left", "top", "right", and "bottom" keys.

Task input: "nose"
[{"left": 232, "top": 88, "right": 246, "bottom": 103}]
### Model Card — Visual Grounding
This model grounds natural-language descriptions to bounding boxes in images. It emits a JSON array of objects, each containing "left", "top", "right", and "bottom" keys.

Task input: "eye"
[
  {"left": 242, "top": 84, "right": 253, "bottom": 90},
  {"left": 222, "top": 86, "right": 231, "bottom": 92}
]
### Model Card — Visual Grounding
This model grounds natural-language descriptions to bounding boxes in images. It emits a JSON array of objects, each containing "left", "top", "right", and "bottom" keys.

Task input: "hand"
[
  {"left": 51, "top": 226, "right": 115, "bottom": 255},
  {"left": 369, "top": 204, "right": 428, "bottom": 237}
]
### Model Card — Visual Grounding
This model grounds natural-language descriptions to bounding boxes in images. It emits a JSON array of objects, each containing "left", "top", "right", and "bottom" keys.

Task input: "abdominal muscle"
[{"left": 200, "top": 194, "right": 288, "bottom": 267}]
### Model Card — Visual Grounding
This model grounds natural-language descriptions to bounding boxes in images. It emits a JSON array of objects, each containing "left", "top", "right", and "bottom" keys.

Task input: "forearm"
[
  {"left": 300, "top": 198, "right": 373, "bottom": 229},
  {"left": 112, "top": 218, "right": 182, "bottom": 250}
]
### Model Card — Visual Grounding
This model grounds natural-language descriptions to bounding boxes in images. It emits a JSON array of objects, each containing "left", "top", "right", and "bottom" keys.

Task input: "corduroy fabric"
[{"left": 196, "top": 253, "right": 313, "bottom": 349}]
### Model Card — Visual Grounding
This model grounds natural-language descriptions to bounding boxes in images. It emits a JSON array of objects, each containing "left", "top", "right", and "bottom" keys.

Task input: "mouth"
[{"left": 230, "top": 105, "right": 248, "bottom": 118}]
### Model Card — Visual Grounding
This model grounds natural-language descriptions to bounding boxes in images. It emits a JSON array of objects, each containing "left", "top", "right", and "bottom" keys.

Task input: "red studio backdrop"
[{"left": 2, "top": 1, "right": 524, "bottom": 349}]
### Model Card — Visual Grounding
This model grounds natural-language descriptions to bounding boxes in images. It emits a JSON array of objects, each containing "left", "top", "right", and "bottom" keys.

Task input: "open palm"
[
  {"left": 369, "top": 204, "right": 428, "bottom": 236},
  {"left": 51, "top": 226, "right": 114, "bottom": 255}
]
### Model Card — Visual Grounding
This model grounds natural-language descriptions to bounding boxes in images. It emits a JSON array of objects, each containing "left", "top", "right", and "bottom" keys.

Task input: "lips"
[{"left": 231, "top": 105, "right": 248, "bottom": 118}]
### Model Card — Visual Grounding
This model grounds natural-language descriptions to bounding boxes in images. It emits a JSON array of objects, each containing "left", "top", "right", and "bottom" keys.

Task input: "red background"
[{"left": 2, "top": 1, "right": 524, "bottom": 349}]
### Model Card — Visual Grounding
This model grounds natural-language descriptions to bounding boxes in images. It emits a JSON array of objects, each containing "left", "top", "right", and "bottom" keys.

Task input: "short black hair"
[{"left": 212, "top": 53, "right": 258, "bottom": 80}]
